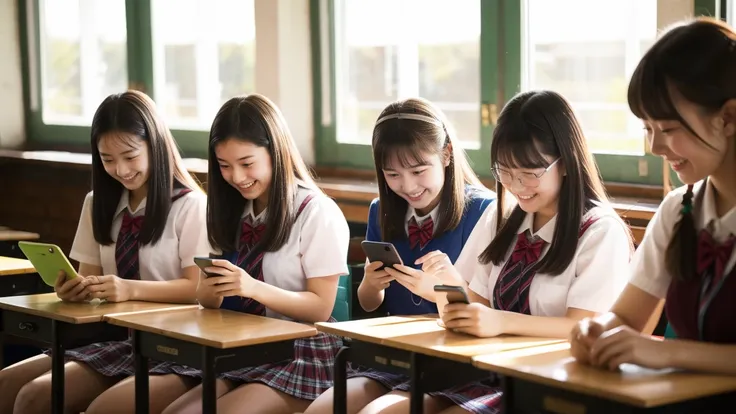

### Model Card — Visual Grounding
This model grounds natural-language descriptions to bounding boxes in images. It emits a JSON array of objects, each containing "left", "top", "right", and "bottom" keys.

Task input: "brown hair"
[
  {"left": 206, "top": 94, "right": 321, "bottom": 253},
  {"left": 480, "top": 90, "right": 612, "bottom": 275},
  {"left": 90, "top": 90, "right": 202, "bottom": 246},
  {"left": 627, "top": 18, "right": 736, "bottom": 282},
  {"left": 371, "top": 97, "right": 483, "bottom": 241}
]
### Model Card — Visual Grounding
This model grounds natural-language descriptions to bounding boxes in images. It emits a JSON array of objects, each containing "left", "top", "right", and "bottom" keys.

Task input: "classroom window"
[
  {"left": 315, "top": 0, "right": 671, "bottom": 185},
  {"left": 24, "top": 0, "right": 256, "bottom": 156},
  {"left": 728, "top": 0, "right": 735, "bottom": 25},
  {"left": 39, "top": 0, "right": 128, "bottom": 125}
]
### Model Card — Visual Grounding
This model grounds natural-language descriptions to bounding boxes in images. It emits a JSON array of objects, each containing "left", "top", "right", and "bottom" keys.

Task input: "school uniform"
[
  {"left": 348, "top": 186, "right": 496, "bottom": 392},
  {"left": 630, "top": 181, "right": 736, "bottom": 343},
  {"left": 151, "top": 186, "right": 351, "bottom": 401},
  {"left": 62, "top": 187, "right": 209, "bottom": 377},
  {"left": 434, "top": 201, "right": 632, "bottom": 414}
]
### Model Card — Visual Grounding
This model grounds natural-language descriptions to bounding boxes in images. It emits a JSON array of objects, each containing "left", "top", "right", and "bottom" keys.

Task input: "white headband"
[{"left": 375, "top": 112, "right": 443, "bottom": 127}]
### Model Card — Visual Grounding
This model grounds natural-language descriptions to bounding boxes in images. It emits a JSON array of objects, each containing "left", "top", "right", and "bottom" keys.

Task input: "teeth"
[
  {"left": 518, "top": 194, "right": 536, "bottom": 200},
  {"left": 239, "top": 181, "right": 255, "bottom": 189},
  {"left": 121, "top": 174, "right": 136, "bottom": 180},
  {"left": 409, "top": 191, "right": 423, "bottom": 198},
  {"left": 670, "top": 159, "right": 686, "bottom": 166}
]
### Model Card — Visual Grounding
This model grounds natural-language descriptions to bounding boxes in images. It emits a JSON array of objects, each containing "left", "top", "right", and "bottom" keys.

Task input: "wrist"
[
  {"left": 246, "top": 278, "right": 264, "bottom": 302},
  {"left": 123, "top": 278, "right": 137, "bottom": 301}
]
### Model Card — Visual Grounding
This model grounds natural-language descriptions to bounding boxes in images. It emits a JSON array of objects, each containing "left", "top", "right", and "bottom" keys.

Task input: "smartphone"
[
  {"left": 361, "top": 241, "right": 403, "bottom": 270},
  {"left": 193, "top": 256, "right": 220, "bottom": 277},
  {"left": 434, "top": 284, "right": 470, "bottom": 304},
  {"left": 17, "top": 241, "right": 78, "bottom": 286}
]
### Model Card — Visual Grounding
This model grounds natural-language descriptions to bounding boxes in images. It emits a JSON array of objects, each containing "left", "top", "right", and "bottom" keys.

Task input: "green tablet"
[{"left": 18, "top": 241, "right": 79, "bottom": 286}]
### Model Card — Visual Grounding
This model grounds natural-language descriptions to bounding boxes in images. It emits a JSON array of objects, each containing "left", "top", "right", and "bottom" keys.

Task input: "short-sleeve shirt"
[
  {"left": 220, "top": 186, "right": 351, "bottom": 320},
  {"left": 458, "top": 203, "right": 632, "bottom": 316},
  {"left": 70, "top": 188, "right": 210, "bottom": 281}
]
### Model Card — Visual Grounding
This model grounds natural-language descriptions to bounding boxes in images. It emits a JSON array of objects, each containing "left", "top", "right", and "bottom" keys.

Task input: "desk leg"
[
  {"left": 202, "top": 346, "right": 217, "bottom": 414},
  {"left": 51, "top": 320, "right": 64, "bottom": 414},
  {"left": 501, "top": 375, "right": 513, "bottom": 414},
  {"left": 409, "top": 352, "right": 423, "bottom": 414},
  {"left": 333, "top": 346, "right": 350, "bottom": 414},
  {"left": 134, "top": 330, "right": 150, "bottom": 414}
]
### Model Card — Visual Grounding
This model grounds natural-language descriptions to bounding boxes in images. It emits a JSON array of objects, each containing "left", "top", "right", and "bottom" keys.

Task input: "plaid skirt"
[
  {"left": 62, "top": 338, "right": 138, "bottom": 377},
  {"left": 349, "top": 366, "right": 502, "bottom": 414},
  {"left": 151, "top": 332, "right": 342, "bottom": 401}
]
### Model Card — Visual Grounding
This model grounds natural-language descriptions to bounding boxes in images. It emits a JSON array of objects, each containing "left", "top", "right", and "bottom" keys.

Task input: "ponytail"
[{"left": 665, "top": 183, "right": 702, "bottom": 282}]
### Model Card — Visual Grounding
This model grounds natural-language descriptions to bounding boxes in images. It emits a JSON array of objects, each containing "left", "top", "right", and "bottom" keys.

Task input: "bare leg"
[
  {"left": 13, "top": 361, "right": 120, "bottom": 414},
  {"left": 161, "top": 379, "right": 235, "bottom": 414},
  {"left": 218, "top": 382, "right": 311, "bottom": 414},
  {"left": 304, "top": 377, "right": 390, "bottom": 414},
  {"left": 0, "top": 354, "right": 52, "bottom": 414},
  {"left": 357, "top": 391, "right": 452, "bottom": 414},
  {"left": 86, "top": 374, "right": 198, "bottom": 414},
  {"left": 437, "top": 406, "right": 474, "bottom": 414}
]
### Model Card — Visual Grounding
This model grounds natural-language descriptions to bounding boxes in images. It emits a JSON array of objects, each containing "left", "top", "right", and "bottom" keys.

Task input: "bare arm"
[
  {"left": 197, "top": 272, "right": 224, "bottom": 309},
  {"left": 596, "top": 283, "right": 664, "bottom": 333},
  {"left": 251, "top": 275, "right": 339, "bottom": 323},
  {"left": 123, "top": 265, "right": 199, "bottom": 303},
  {"left": 501, "top": 308, "right": 596, "bottom": 338},
  {"left": 357, "top": 260, "right": 388, "bottom": 312}
]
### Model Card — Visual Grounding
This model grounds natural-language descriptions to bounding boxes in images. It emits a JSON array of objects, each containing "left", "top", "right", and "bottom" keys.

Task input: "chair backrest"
[
  {"left": 331, "top": 272, "right": 351, "bottom": 322},
  {"left": 664, "top": 323, "right": 676, "bottom": 339}
]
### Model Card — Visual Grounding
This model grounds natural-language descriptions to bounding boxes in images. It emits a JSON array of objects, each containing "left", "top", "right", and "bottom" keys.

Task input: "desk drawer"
[{"left": 1, "top": 311, "right": 53, "bottom": 343}]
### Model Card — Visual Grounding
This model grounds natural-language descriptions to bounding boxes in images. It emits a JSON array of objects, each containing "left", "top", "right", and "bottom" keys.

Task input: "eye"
[
  {"left": 412, "top": 169, "right": 427, "bottom": 176},
  {"left": 241, "top": 163, "right": 253, "bottom": 168},
  {"left": 219, "top": 164, "right": 229, "bottom": 170},
  {"left": 384, "top": 172, "right": 399, "bottom": 178},
  {"left": 126, "top": 155, "right": 138, "bottom": 161},
  {"left": 661, "top": 127, "right": 679, "bottom": 134},
  {"left": 101, "top": 158, "right": 112, "bottom": 164}
]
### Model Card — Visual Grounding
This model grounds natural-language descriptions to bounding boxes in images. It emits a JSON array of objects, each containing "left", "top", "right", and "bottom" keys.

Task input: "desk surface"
[
  {"left": 0, "top": 230, "right": 41, "bottom": 242},
  {"left": 317, "top": 315, "right": 563, "bottom": 363},
  {"left": 106, "top": 307, "right": 319, "bottom": 349},
  {"left": 0, "top": 293, "right": 198, "bottom": 324},
  {"left": 472, "top": 343, "right": 736, "bottom": 407},
  {"left": 0, "top": 256, "right": 36, "bottom": 276}
]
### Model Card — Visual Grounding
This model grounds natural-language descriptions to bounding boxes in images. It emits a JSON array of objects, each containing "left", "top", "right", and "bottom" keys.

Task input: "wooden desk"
[
  {"left": 106, "top": 308, "right": 318, "bottom": 414},
  {"left": 317, "top": 315, "right": 563, "bottom": 414},
  {"left": 0, "top": 256, "right": 35, "bottom": 276},
  {"left": 0, "top": 230, "right": 40, "bottom": 242},
  {"left": 0, "top": 293, "right": 197, "bottom": 414},
  {"left": 472, "top": 343, "right": 736, "bottom": 413}
]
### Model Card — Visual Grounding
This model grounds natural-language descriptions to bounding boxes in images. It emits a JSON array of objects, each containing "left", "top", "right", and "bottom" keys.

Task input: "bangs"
[
  {"left": 491, "top": 117, "right": 550, "bottom": 169},
  {"left": 627, "top": 54, "right": 682, "bottom": 122},
  {"left": 374, "top": 122, "right": 438, "bottom": 170}
]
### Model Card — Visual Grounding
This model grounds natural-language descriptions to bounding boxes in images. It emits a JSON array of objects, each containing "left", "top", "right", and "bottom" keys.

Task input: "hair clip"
[
  {"left": 681, "top": 204, "right": 693, "bottom": 214},
  {"left": 375, "top": 112, "right": 443, "bottom": 127}
]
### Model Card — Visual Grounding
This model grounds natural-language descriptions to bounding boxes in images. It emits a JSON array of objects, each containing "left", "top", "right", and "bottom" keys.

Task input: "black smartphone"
[
  {"left": 193, "top": 256, "right": 220, "bottom": 277},
  {"left": 361, "top": 241, "right": 403, "bottom": 270},
  {"left": 434, "top": 284, "right": 470, "bottom": 304}
]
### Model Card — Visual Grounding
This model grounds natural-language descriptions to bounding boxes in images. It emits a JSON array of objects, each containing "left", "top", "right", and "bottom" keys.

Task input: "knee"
[
  {"left": 13, "top": 379, "right": 49, "bottom": 414},
  {"left": 303, "top": 391, "right": 333, "bottom": 414},
  {"left": 161, "top": 397, "right": 201, "bottom": 414}
]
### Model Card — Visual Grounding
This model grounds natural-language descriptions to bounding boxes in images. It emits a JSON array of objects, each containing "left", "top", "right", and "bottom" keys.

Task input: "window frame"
[
  {"left": 18, "top": 0, "right": 217, "bottom": 158},
  {"left": 311, "top": 0, "right": 730, "bottom": 186}
]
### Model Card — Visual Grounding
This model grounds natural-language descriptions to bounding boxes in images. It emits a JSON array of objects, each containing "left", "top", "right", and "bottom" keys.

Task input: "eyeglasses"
[{"left": 491, "top": 158, "right": 561, "bottom": 188}]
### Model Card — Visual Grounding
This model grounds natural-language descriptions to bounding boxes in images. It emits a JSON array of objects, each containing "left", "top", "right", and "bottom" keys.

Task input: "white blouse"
[
  {"left": 70, "top": 189, "right": 210, "bottom": 281},
  {"left": 455, "top": 201, "right": 632, "bottom": 316},
  {"left": 234, "top": 187, "right": 350, "bottom": 319},
  {"left": 630, "top": 180, "right": 736, "bottom": 299}
]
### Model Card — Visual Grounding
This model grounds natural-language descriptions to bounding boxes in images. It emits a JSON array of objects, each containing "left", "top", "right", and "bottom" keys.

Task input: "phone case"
[
  {"left": 193, "top": 256, "right": 220, "bottom": 277},
  {"left": 360, "top": 241, "right": 403, "bottom": 270},
  {"left": 17, "top": 241, "right": 78, "bottom": 286}
]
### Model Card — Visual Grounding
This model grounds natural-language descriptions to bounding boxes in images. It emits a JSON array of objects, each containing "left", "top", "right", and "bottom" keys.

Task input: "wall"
[{"left": 0, "top": 0, "right": 25, "bottom": 148}]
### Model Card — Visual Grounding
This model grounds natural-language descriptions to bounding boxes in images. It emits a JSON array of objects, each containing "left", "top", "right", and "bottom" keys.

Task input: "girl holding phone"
[
  {"left": 305, "top": 97, "right": 495, "bottom": 414},
  {"left": 0, "top": 91, "right": 208, "bottom": 414}
]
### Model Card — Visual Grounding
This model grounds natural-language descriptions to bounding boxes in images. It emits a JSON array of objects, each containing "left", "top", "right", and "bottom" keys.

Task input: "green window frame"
[
  {"left": 311, "top": 0, "right": 725, "bottom": 186},
  {"left": 18, "top": 0, "right": 214, "bottom": 159}
]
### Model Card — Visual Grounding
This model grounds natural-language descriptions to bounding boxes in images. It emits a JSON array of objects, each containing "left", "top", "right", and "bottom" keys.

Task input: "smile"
[{"left": 238, "top": 181, "right": 256, "bottom": 190}]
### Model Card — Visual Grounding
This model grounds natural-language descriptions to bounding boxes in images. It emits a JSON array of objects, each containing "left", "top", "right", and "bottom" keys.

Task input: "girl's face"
[
  {"left": 215, "top": 138, "right": 273, "bottom": 205},
  {"left": 382, "top": 149, "right": 449, "bottom": 215},
  {"left": 495, "top": 155, "right": 564, "bottom": 218},
  {"left": 98, "top": 133, "right": 151, "bottom": 192},
  {"left": 646, "top": 89, "right": 736, "bottom": 185}
]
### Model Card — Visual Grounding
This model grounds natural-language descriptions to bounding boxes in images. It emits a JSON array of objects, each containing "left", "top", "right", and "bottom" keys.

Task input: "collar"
[
  {"left": 517, "top": 212, "right": 557, "bottom": 244},
  {"left": 115, "top": 190, "right": 146, "bottom": 217},
  {"left": 241, "top": 200, "right": 267, "bottom": 224},
  {"left": 405, "top": 203, "right": 440, "bottom": 228},
  {"left": 701, "top": 179, "right": 736, "bottom": 239}
]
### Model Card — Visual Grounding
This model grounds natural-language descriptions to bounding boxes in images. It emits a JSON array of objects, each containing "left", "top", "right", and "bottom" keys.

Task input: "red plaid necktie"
[
  {"left": 408, "top": 216, "right": 434, "bottom": 250},
  {"left": 493, "top": 231, "right": 546, "bottom": 314},
  {"left": 115, "top": 212, "right": 144, "bottom": 280},
  {"left": 114, "top": 189, "right": 191, "bottom": 281},
  {"left": 697, "top": 229, "right": 735, "bottom": 297}
]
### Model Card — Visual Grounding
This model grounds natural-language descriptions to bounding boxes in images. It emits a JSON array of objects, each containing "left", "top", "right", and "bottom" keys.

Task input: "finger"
[
  {"left": 68, "top": 281, "right": 88, "bottom": 298},
  {"left": 385, "top": 267, "right": 413, "bottom": 280},
  {"left": 213, "top": 283, "right": 238, "bottom": 294},
  {"left": 88, "top": 290, "right": 110, "bottom": 300},
  {"left": 54, "top": 271, "right": 67, "bottom": 290},
  {"left": 84, "top": 282, "right": 113, "bottom": 293},
  {"left": 606, "top": 351, "right": 632, "bottom": 372},
  {"left": 442, "top": 310, "right": 474, "bottom": 321},
  {"left": 365, "top": 261, "right": 384, "bottom": 271},
  {"left": 374, "top": 274, "right": 395, "bottom": 283},
  {"left": 423, "top": 261, "right": 445, "bottom": 274},
  {"left": 391, "top": 273, "right": 416, "bottom": 288},
  {"left": 443, "top": 303, "right": 469, "bottom": 313},
  {"left": 415, "top": 251, "right": 444, "bottom": 265},
  {"left": 443, "top": 318, "right": 475, "bottom": 329},
  {"left": 591, "top": 338, "right": 629, "bottom": 368},
  {"left": 587, "top": 320, "right": 606, "bottom": 339},
  {"left": 216, "top": 289, "right": 241, "bottom": 297},
  {"left": 392, "top": 264, "right": 420, "bottom": 277},
  {"left": 95, "top": 275, "right": 113, "bottom": 283},
  {"left": 210, "top": 259, "right": 236, "bottom": 270},
  {"left": 204, "top": 267, "right": 230, "bottom": 277},
  {"left": 367, "top": 269, "right": 390, "bottom": 279}
]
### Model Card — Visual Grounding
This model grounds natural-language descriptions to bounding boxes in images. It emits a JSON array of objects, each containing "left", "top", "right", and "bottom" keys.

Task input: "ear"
[
  {"left": 443, "top": 143, "right": 453, "bottom": 167},
  {"left": 720, "top": 99, "right": 736, "bottom": 138}
]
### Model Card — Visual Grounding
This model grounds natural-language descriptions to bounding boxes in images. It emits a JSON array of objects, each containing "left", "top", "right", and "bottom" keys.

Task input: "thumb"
[{"left": 587, "top": 320, "right": 605, "bottom": 340}]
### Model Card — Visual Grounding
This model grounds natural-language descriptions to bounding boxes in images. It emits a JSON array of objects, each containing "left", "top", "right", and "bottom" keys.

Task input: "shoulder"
[
  {"left": 578, "top": 204, "right": 630, "bottom": 247},
  {"left": 82, "top": 191, "right": 94, "bottom": 206},
  {"left": 465, "top": 185, "right": 497, "bottom": 212},
  {"left": 656, "top": 182, "right": 700, "bottom": 226},
  {"left": 298, "top": 190, "right": 346, "bottom": 221}
]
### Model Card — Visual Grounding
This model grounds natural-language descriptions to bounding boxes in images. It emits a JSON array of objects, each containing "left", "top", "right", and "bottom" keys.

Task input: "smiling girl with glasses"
[{"left": 409, "top": 89, "right": 634, "bottom": 414}]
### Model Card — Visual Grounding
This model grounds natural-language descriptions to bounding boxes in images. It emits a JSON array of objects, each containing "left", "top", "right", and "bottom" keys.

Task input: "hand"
[
  {"left": 361, "top": 261, "right": 394, "bottom": 292},
  {"left": 589, "top": 325, "right": 672, "bottom": 371},
  {"left": 54, "top": 271, "right": 90, "bottom": 302},
  {"left": 415, "top": 251, "right": 463, "bottom": 284},
  {"left": 569, "top": 317, "right": 605, "bottom": 365},
  {"left": 386, "top": 264, "right": 443, "bottom": 302},
  {"left": 198, "top": 259, "right": 258, "bottom": 298},
  {"left": 441, "top": 302, "right": 505, "bottom": 337},
  {"left": 83, "top": 275, "right": 132, "bottom": 302}
]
